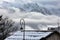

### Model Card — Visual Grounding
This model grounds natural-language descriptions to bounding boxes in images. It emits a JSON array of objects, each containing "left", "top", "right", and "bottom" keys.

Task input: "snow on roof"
[{"left": 5, "top": 31, "right": 52, "bottom": 40}]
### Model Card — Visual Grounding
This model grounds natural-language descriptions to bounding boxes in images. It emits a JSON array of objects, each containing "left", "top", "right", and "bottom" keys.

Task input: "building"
[
  {"left": 40, "top": 31, "right": 60, "bottom": 40},
  {"left": 48, "top": 27, "right": 60, "bottom": 32}
]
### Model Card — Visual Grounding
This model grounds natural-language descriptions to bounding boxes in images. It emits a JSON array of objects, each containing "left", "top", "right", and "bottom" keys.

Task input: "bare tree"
[{"left": 0, "top": 15, "right": 17, "bottom": 40}]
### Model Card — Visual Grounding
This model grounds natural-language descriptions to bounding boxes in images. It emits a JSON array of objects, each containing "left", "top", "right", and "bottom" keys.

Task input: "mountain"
[{"left": 0, "top": 1, "right": 60, "bottom": 16}]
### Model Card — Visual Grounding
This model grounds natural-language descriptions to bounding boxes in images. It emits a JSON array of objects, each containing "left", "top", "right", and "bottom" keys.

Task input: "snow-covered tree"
[{"left": 0, "top": 15, "right": 17, "bottom": 40}]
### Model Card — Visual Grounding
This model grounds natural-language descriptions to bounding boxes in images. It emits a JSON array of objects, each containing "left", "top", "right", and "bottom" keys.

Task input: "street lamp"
[{"left": 20, "top": 18, "right": 25, "bottom": 40}]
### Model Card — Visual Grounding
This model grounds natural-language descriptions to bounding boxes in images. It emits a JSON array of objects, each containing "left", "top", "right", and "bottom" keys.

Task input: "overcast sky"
[{"left": 0, "top": 0, "right": 60, "bottom": 3}]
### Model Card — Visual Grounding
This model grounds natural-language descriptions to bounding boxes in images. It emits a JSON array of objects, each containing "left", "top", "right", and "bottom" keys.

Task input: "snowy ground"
[{"left": 5, "top": 31, "right": 51, "bottom": 40}]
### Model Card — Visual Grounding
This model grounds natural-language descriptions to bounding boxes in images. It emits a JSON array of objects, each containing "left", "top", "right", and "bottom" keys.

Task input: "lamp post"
[{"left": 20, "top": 18, "right": 25, "bottom": 40}]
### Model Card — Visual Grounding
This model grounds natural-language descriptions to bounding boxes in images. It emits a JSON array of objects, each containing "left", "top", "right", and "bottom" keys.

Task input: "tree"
[{"left": 0, "top": 15, "right": 17, "bottom": 40}]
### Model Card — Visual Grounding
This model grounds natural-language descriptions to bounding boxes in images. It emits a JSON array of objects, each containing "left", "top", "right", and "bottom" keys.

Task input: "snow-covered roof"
[{"left": 5, "top": 31, "right": 52, "bottom": 40}]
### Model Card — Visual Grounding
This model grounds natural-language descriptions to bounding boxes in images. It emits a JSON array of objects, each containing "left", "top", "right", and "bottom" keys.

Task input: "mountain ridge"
[{"left": 0, "top": 1, "right": 60, "bottom": 16}]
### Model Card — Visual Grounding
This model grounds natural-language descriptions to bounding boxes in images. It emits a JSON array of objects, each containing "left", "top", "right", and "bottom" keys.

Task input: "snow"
[{"left": 5, "top": 31, "right": 51, "bottom": 40}]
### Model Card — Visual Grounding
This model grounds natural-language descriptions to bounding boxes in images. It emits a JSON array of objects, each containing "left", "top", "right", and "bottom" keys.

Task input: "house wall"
[{"left": 46, "top": 33, "right": 60, "bottom": 40}]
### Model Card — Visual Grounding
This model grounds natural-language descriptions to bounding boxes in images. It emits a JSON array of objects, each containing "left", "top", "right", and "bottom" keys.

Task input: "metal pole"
[{"left": 20, "top": 18, "right": 25, "bottom": 40}]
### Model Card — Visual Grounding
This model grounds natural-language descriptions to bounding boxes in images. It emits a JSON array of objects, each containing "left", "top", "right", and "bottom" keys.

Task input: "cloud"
[
  {"left": 0, "top": 6, "right": 60, "bottom": 30},
  {"left": 0, "top": 0, "right": 4, "bottom": 4},
  {"left": 4, "top": 0, "right": 15, "bottom": 2},
  {"left": 0, "top": 0, "right": 60, "bottom": 30}
]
